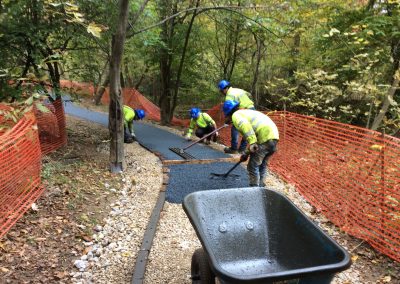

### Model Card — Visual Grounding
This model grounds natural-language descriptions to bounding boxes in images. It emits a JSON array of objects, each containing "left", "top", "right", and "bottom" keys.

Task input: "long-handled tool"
[
  {"left": 210, "top": 160, "right": 243, "bottom": 178},
  {"left": 169, "top": 124, "right": 228, "bottom": 159}
]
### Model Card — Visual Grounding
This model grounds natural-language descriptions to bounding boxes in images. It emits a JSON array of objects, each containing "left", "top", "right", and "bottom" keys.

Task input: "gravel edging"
[{"left": 71, "top": 142, "right": 163, "bottom": 284}]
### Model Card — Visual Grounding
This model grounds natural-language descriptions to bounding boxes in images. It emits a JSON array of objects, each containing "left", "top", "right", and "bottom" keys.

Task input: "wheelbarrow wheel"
[{"left": 191, "top": 248, "right": 215, "bottom": 284}]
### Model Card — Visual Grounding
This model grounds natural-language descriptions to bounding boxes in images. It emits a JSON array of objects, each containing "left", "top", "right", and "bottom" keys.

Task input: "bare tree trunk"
[
  {"left": 94, "top": 60, "right": 110, "bottom": 105},
  {"left": 134, "top": 65, "right": 149, "bottom": 90},
  {"left": 109, "top": 0, "right": 130, "bottom": 173},
  {"left": 251, "top": 33, "right": 264, "bottom": 107},
  {"left": 371, "top": 69, "right": 400, "bottom": 131},
  {"left": 158, "top": 0, "right": 176, "bottom": 125},
  {"left": 288, "top": 32, "right": 300, "bottom": 80},
  {"left": 171, "top": 0, "right": 200, "bottom": 121}
]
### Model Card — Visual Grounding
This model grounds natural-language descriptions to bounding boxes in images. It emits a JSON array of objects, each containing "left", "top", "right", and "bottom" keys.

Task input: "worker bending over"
[
  {"left": 218, "top": 80, "right": 255, "bottom": 154},
  {"left": 123, "top": 105, "right": 145, "bottom": 143},
  {"left": 185, "top": 108, "right": 218, "bottom": 145},
  {"left": 222, "top": 100, "right": 279, "bottom": 187}
]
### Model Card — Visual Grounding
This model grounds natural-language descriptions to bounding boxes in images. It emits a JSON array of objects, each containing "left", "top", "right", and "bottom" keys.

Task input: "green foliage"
[{"left": 1, "top": 0, "right": 399, "bottom": 133}]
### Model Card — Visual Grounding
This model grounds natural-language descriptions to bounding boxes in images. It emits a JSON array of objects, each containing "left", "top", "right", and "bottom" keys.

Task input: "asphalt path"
[
  {"left": 166, "top": 162, "right": 249, "bottom": 203},
  {"left": 63, "top": 100, "right": 227, "bottom": 160}
]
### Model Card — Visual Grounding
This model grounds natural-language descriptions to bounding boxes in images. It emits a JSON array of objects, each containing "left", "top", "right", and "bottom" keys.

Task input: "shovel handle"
[
  {"left": 223, "top": 160, "right": 242, "bottom": 177},
  {"left": 183, "top": 124, "right": 228, "bottom": 151}
]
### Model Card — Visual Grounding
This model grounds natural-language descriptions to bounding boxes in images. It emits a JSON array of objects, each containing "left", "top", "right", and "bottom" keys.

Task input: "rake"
[{"left": 169, "top": 124, "right": 228, "bottom": 159}]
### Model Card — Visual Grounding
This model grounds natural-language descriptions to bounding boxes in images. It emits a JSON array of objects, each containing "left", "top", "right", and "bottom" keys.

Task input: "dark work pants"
[{"left": 195, "top": 125, "right": 215, "bottom": 141}]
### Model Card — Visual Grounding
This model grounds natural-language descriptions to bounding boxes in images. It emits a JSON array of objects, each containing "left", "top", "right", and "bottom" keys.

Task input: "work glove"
[
  {"left": 240, "top": 153, "right": 249, "bottom": 162},
  {"left": 249, "top": 143, "right": 259, "bottom": 153},
  {"left": 224, "top": 117, "right": 232, "bottom": 124},
  {"left": 212, "top": 131, "right": 219, "bottom": 142},
  {"left": 185, "top": 135, "right": 192, "bottom": 141}
]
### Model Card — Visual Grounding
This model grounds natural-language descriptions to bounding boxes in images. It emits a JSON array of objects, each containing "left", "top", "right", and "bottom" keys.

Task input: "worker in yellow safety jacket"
[
  {"left": 222, "top": 100, "right": 279, "bottom": 187},
  {"left": 218, "top": 79, "right": 255, "bottom": 154},
  {"left": 185, "top": 108, "right": 218, "bottom": 145},
  {"left": 123, "top": 105, "right": 146, "bottom": 143}
]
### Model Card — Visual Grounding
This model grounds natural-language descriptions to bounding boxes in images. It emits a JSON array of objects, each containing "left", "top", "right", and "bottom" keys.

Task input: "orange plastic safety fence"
[
  {"left": 0, "top": 106, "right": 44, "bottom": 239},
  {"left": 267, "top": 111, "right": 400, "bottom": 262},
  {"left": 60, "top": 80, "right": 189, "bottom": 127},
  {"left": 35, "top": 99, "right": 67, "bottom": 155}
]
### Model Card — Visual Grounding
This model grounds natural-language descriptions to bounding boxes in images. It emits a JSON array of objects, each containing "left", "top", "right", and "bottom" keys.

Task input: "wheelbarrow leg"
[{"left": 191, "top": 248, "right": 215, "bottom": 284}]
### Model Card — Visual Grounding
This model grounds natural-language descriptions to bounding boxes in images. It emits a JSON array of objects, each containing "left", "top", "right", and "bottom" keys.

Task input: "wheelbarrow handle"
[{"left": 183, "top": 124, "right": 228, "bottom": 151}]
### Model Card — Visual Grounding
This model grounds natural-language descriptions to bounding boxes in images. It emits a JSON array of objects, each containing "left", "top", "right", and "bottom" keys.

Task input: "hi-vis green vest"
[
  {"left": 187, "top": 113, "right": 215, "bottom": 136},
  {"left": 123, "top": 105, "right": 136, "bottom": 132},
  {"left": 225, "top": 87, "right": 254, "bottom": 109},
  {"left": 232, "top": 109, "right": 279, "bottom": 144}
]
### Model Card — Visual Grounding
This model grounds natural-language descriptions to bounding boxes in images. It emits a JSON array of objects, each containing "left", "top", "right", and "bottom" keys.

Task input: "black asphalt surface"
[
  {"left": 134, "top": 123, "right": 227, "bottom": 160},
  {"left": 166, "top": 162, "right": 249, "bottom": 203},
  {"left": 63, "top": 100, "right": 227, "bottom": 160}
]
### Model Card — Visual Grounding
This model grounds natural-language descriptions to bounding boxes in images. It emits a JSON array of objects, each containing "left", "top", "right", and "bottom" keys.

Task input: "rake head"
[{"left": 169, "top": 147, "right": 196, "bottom": 160}]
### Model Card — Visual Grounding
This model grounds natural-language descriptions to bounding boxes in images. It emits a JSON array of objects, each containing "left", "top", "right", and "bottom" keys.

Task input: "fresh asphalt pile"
[{"left": 166, "top": 162, "right": 248, "bottom": 203}]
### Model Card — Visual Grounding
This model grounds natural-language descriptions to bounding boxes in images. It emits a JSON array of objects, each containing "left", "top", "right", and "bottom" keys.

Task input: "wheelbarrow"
[{"left": 183, "top": 187, "right": 351, "bottom": 284}]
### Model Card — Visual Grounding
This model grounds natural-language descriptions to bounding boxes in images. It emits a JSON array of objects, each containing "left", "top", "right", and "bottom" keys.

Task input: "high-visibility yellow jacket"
[
  {"left": 225, "top": 87, "right": 254, "bottom": 109},
  {"left": 123, "top": 105, "right": 136, "bottom": 132},
  {"left": 232, "top": 109, "right": 279, "bottom": 145},
  {"left": 187, "top": 112, "right": 216, "bottom": 136}
]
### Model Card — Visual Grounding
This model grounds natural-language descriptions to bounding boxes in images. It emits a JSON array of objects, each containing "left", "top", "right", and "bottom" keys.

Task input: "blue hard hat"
[
  {"left": 190, "top": 107, "right": 201, "bottom": 119},
  {"left": 136, "top": 109, "right": 146, "bottom": 119},
  {"left": 218, "top": 80, "right": 230, "bottom": 91},
  {"left": 222, "top": 100, "right": 239, "bottom": 116}
]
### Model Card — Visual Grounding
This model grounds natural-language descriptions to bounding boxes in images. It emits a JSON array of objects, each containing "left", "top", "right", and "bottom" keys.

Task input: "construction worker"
[
  {"left": 222, "top": 100, "right": 279, "bottom": 187},
  {"left": 185, "top": 107, "right": 218, "bottom": 144},
  {"left": 123, "top": 105, "right": 145, "bottom": 143},
  {"left": 218, "top": 79, "right": 255, "bottom": 154}
]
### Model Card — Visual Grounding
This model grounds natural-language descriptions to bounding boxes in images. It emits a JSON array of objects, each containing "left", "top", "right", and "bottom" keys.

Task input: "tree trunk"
[
  {"left": 109, "top": 0, "right": 130, "bottom": 173},
  {"left": 94, "top": 61, "right": 110, "bottom": 105},
  {"left": 158, "top": 0, "right": 176, "bottom": 125},
  {"left": 288, "top": 32, "right": 300, "bottom": 80},
  {"left": 134, "top": 65, "right": 149, "bottom": 90},
  {"left": 251, "top": 33, "right": 264, "bottom": 107},
  {"left": 371, "top": 68, "right": 400, "bottom": 131},
  {"left": 171, "top": 0, "right": 200, "bottom": 121}
]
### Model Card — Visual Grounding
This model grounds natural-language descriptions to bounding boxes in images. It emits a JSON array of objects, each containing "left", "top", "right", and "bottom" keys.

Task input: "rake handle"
[{"left": 183, "top": 124, "right": 228, "bottom": 151}]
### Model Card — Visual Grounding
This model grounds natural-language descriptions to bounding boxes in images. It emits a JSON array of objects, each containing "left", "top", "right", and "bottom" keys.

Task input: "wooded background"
[{"left": 0, "top": 0, "right": 399, "bottom": 135}]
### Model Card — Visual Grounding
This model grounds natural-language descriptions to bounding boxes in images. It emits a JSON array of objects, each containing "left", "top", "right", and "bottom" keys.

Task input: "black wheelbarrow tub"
[{"left": 183, "top": 187, "right": 351, "bottom": 284}]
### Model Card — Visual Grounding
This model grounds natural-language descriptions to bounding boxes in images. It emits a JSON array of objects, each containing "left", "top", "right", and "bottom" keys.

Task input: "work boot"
[
  {"left": 204, "top": 140, "right": 211, "bottom": 145},
  {"left": 224, "top": 147, "right": 238, "bottom": 154}
]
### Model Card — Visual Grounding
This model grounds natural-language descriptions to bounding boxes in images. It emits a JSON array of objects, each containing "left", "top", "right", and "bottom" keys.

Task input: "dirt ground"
[
  {"left": 0, "top": 99, "right": 399, "bottom": 283},
  {"left": 0, "top": 116, "right": 122, "bottom": 283}
]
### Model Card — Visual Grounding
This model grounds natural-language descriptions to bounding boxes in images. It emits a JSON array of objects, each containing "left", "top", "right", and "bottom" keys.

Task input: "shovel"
[
  {"left": 210, "top": 160, "right": 243, "bottom": 178},
  {"left": 170, "top": 124, "right": 228, "bottom": 159}
]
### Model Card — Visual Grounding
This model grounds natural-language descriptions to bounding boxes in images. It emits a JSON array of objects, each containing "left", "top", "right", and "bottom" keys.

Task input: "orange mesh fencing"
[
  {"left": 205, "top": 107, "right": 400, "bottom": 261},
  {"left": 267, "top": 111, "right": 400, "bottom": 262},
  {"left": 35, "top": 99, "right": 67, "bottom": 155},
  {"left": 60, "top": 80, "right": 189, "bottom": 127},
  {"left": 0, "top": 98, "right": 66, "bottom": 238},
  {"left": 0, "top": 105, "right": 44, "bottom": 239}
]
